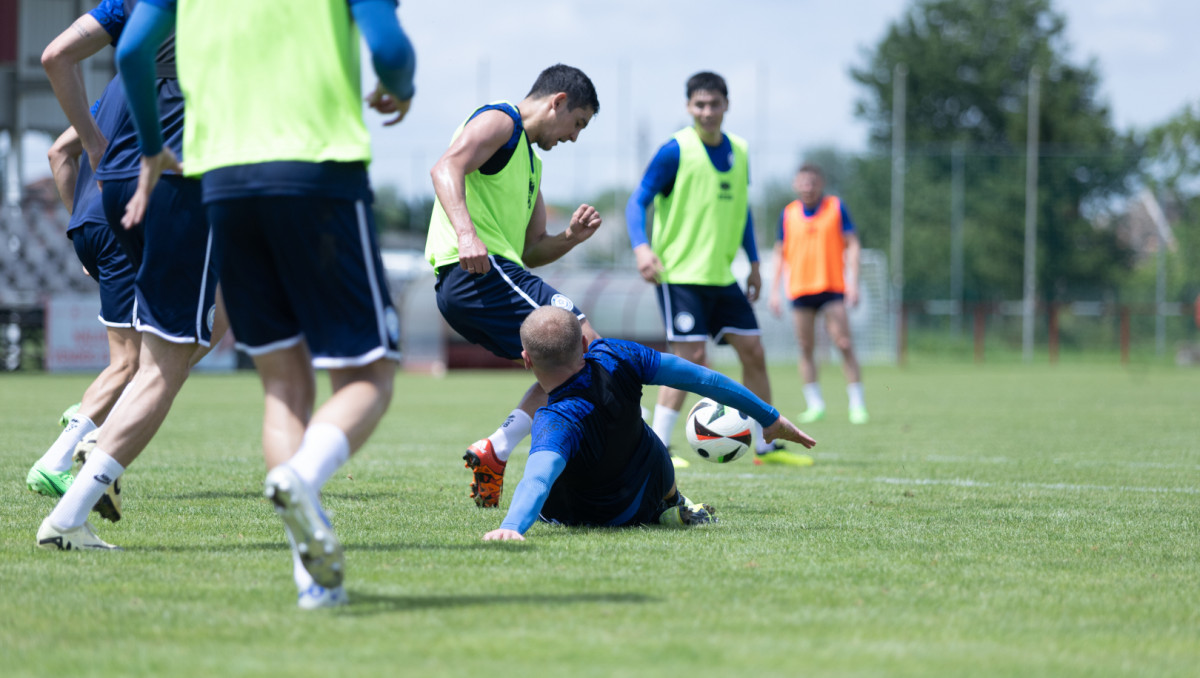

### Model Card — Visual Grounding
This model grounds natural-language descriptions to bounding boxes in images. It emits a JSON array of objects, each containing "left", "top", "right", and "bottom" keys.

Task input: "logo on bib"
[
  {"left": 674, "top": 312, "right": 696, "bottom": 333},
  {"left": 550, "top": 294, "right": 575, "bottom": 311}
]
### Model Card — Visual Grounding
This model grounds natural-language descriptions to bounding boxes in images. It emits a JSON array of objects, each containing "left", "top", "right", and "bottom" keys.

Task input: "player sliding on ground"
[{"left": 482, "top": 307, "right": 816, "bottom": 541}]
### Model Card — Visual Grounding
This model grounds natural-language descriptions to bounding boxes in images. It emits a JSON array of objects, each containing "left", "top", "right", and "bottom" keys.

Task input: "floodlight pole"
[
  {"left": 1022, "top": 68, "right": 1041, "bottom": 363},
  {"left": 890, "top": 64, "right": 907, "bottom": 363},
  {"left": 950, "top": 141, "right": 965, "bottom": 338}
]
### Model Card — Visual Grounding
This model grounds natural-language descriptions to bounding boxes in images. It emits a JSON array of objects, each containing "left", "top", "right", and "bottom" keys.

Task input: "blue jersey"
[
  {"left": 91, "top": 0, "right": 184, "bottom": 180},
  {"left": 530, "top": 339, "right": 667, "bottom": 527}
]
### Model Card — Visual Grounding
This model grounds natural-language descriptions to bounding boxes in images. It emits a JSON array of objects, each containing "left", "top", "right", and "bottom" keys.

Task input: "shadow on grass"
[{"left": 339, "top": 590, "right": 658, "bottom": 615}]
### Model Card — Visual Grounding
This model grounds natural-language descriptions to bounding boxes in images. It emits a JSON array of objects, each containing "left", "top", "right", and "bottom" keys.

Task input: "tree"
[{"left": 849, "top": 0, "right": 1139, "bottom": 302}]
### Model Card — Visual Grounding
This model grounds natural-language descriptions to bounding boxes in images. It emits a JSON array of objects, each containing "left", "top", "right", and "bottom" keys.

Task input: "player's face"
[
  {"left": 795, "top": 171, "right": 823, "bottom": 206},
  {"left": 540, "top": 101, "right": 594, "bottom": 151},
  {"left": 687, "top": 89, "right": 727, "bottom": 137}
]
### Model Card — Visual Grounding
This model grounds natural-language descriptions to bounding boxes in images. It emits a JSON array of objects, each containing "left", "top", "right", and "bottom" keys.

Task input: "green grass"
[{"left": 2, "top": 363, "right": 1198, "bottom": 677}]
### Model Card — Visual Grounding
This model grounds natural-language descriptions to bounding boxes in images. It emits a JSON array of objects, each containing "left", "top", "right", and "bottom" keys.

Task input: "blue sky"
[{"left": 19, "top": 0, "right": 1200, "bottom": 202}]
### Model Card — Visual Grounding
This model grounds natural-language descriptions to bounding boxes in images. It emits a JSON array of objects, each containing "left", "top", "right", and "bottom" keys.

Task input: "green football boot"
[
  {"left": 59, "top": 402, "right": 82, "bottom": 428},
  {"left": 26, "top": 462, "right": 74, "bottom": 499},
  {"left": 849, "top": 406, "right": 870, "bottom": 425}
]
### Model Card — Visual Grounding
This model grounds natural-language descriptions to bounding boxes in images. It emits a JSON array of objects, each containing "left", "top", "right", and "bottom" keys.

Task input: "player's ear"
[
  {"left": 550, "top": 91, "right": 568, "bottom": 113},
  {"left": 580, "top": 334, "right": 589, "bottom": 355},
  {"left": 521, "top": 350, "right": 533, "bottom": 370}
]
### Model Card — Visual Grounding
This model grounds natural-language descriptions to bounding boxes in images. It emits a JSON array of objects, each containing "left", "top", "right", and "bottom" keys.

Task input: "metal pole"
[
  {"left": 1141, "top": 190, "right": 1172, "bottom": 356},
  {"left": 890, "top": 64, "right": 907, "bottom": 361},
  {"left": 950, "top": 141, "right": 965, "bottom": 338},
  {"left": 1022, "top": 68, "right": 1040, "bottom": 363}
]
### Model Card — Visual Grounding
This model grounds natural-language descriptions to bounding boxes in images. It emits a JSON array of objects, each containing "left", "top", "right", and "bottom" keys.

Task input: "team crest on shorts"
[
  {"left": 206, "top": 305, "right": 216, "bottom": 332},
  {"left": 385, "top": 307, "right": 401, "bottom": 343},
  {"left": 674, "top": 312, "right": 696, "bottom": 333},
  {"left": 550, "top": 294, "right": 575, "bottom": 311}
]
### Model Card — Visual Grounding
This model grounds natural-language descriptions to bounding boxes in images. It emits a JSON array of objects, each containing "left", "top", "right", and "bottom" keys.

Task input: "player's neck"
[
  {"left": 534, "top": 360, "right": 585, "bottom": 393},
  {"left": 694, "top": 124, "right": 723, "bottom": 147}
]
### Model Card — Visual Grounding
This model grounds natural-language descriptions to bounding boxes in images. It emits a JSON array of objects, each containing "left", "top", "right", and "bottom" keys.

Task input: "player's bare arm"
[
  {"left": 42, "top": 14, "right": 112, "bottom": 172},
  {"left": 48, "top": 127, "right": 83, "bottom": 213},
  {"left": 768, "top": 244, "right": 787, "bottom": 317},
  {"left": 844, "top": 233, "right": 862, "bottom": 308},
  {"left": 762, "top": 416, "right": 816, "bottom": 449},
  {"left": 430, "top": 109, "right": 515, "bottom": 275},
  {"left": 522, "top": 198, "right": 602, "bottom": 268}
]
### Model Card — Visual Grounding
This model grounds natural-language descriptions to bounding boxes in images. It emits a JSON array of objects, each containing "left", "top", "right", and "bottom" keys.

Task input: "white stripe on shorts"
[{"left": 355, "top": 200, "right": 390, "bottom": 349}]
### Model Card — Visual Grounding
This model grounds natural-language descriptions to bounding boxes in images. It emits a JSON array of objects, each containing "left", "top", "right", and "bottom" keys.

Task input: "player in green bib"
[
  {"left": 626, "top": 71, "right": 812, "bottom": 468},
  {"left": 425, "top": 64, "right": 603, "bottom": 509}
]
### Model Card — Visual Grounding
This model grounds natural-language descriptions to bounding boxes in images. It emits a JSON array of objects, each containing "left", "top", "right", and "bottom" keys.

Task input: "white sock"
[
  {"left": 652, "top": 405, "right": 680, "bottom": 447},
  {"left": 38, "top": 414, "right": 96, "bottom": 472},
  {"left": 286, "top": 423, "right": 350, "bottom": 492},
  {"left": 47, "top": 448, "right": 124, "bottom": 530},
  {"left": 848, "top": 382, "right": 866, "bottom": 409},
  {"left": 488, "top": 409, "right": 532, "bottom": 463},
  {"left": 803, "top": 383, "right": 825, "bottom": 411}
]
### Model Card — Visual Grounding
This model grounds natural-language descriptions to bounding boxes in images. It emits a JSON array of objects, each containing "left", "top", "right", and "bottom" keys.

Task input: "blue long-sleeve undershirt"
[
  {"left": 649, "top": 354, "right": 779, "bottom": 426},
  {"left": 499, "top": 451, "right": 567, "bottom": 534},
  {"left": 626, "top": 139, "right": 758, "bottom": 262},
  {"left": 351, "top": 0, "right": 416, "bottom": 101},
  {"left": 115, "top": 1, "right": 173, "bottom": 156}
]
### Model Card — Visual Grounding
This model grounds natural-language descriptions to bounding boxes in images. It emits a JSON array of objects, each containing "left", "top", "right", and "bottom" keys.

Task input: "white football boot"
[
  {"left": 264, "top": 466, "right": 344, "bottom": 588},
  {"left": 36, "top": 518, "right": 121, "bottom": 551}
]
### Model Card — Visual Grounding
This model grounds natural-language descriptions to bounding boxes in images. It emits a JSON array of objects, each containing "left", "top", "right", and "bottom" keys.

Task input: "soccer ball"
[{"left": 685, "top": 398, "right": 753, "bottom": 463}]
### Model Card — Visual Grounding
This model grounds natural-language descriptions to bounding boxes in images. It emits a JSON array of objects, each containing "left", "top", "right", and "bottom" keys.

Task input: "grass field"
[{"left": 2, "top": 362, "right": 1197, "bottom": 677}]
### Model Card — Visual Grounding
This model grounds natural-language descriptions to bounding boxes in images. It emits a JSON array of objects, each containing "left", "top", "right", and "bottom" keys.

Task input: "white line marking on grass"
[
  {"left": 710, "top": 473, "right": 1198, "bottom": 495},
  {"left": 865, "top": 476, "right": 1198, "bottom": 495}
]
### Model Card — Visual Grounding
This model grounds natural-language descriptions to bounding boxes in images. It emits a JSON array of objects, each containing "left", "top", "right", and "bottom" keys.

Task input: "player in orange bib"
[{"left": 768, "top": 164, "right": 868, "bottom": 424}]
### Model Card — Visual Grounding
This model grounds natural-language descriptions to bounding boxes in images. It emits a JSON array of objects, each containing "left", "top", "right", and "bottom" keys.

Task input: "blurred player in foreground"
[
  {"left": 768, "top": 164, "right": 868, "bottom": 424},
  {"left": 424, "top": 64, "right": 602, "bottom": 509},
  {"left": 482, "top": 307, "right": 816, "bottom": 541},
  {"left": 106, "top": 0, "right": 414, "bottom": 609}
]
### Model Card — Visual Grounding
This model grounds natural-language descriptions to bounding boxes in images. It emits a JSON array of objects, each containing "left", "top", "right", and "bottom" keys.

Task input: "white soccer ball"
[{"left": 685, "top": 398, "right": 753, "bottom": 463}]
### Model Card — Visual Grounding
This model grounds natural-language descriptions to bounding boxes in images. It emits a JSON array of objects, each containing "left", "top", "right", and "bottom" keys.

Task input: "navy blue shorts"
[
  {"left": 435, "top": 255, "right": 586, "bottom": 360},
  {"left": 792, "top": 291, "right": 844, "bottom": 311},
  {"left": 655, "top": 282, "right": 760, "bottom": 345},
  {"left": 102, "top": 176, "right": 219, "bottom": 345},
  {"left": 72, "top": 220, "right": 136, "bottom": 327},
  {"left": 208, "top": 195, "right": 399, "bottom": 368}
]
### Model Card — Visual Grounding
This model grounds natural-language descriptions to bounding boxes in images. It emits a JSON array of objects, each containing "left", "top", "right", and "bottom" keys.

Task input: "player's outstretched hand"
[
  {"left": 768, "top": 292, "right": 783, "bottom": 318},
  {"left": 566, "top": 204, "right": 602, "bottom": 243},
  {"left": 845, "top": 282, "right": 860, "bottom": 309},
  {"left": 365, "top": 81, "right": 411, "bottom": 126},
  {"left": 763, "top": 416, "right": 817, "bottom": 449},
  {"left": 634, "top": 245, "right": 664, "bottom": 284},
  {"left": 458, "top": 231, "right": 491, "bottom": 275},
  {"left": 483, "top": 528, "right": 525, "bottom": 541},
  {"left": 122, "top": 148, "right": 181, "bottom": 229}
]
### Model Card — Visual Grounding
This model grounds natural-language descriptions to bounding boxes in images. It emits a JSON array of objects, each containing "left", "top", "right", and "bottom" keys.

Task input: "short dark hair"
[
  {"left": 520, "top": 307, "right": 583, "bottom": 370},
  {"left": 797, "top": 163, "right": 824, "bottom": 179},
  {"left": 527, "top": 64, "right": 600, "bottom": 115},
  {"left": 686, "top": 71, "right": 728, "bottom": 99}
]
